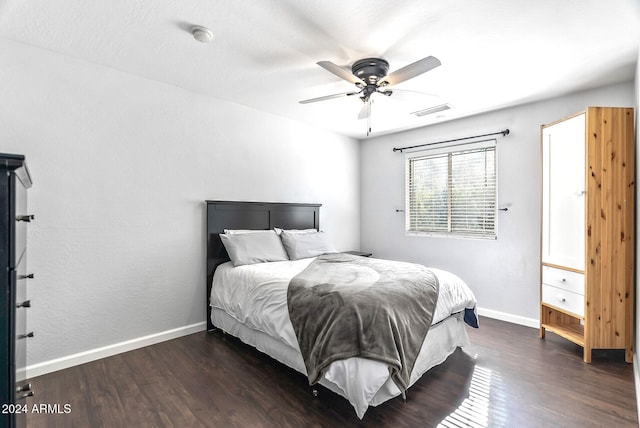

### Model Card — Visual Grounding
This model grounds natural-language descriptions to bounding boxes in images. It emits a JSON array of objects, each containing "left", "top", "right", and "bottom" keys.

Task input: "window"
[{"left": 406, "top": 140, "right": 497, "bottom": 239}]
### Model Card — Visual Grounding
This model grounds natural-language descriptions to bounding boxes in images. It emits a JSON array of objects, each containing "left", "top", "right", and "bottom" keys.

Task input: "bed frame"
[{"left": 205, "top": 200, "right": 321, "bottom": 331}]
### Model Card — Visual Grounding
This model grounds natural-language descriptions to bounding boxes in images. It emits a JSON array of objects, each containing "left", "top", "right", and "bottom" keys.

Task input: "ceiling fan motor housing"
[{"left": 352, "top": 58, "right": 389, "bottom": 85}]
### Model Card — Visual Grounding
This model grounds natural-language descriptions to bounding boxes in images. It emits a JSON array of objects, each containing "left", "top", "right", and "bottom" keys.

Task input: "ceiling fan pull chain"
[{"left": 367, "top": 101, "right": 372, "bottom": 136}]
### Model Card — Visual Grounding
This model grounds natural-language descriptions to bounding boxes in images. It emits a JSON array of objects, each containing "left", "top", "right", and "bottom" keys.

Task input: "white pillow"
[
  {"left": 220, "top": 230, "right": 289, "bottom": 266},
  {"left": 274, "top": 227, "right": 317, "bottom": 235},
  {"left": 280, "top": 230, "right": 337, "bottom": 260},
  {"left": 224, "top": 229, "right": 267, "bottom": 234}
]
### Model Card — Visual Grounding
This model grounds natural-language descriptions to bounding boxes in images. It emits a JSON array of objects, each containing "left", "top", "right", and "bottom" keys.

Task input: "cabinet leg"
[
  {"left": 583, "top": 347, "right": 592, "bottom": 364},
  {"left": 539, "top": 326, "right": 546, "bottom": 339}
]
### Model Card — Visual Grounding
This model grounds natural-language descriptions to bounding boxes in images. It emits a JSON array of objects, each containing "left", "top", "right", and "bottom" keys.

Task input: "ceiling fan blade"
[
  {"left": 378, "top": 88, "right": 439, "bottom": 101},
  {"left": 317, "top": 61, "right": 365, "bottom": 85},
  {"left": 299, "top": 91, "right": 359, "bottom": 104},
  {"left": 379, "top": 56, "right": 441, "bottom": 86}
]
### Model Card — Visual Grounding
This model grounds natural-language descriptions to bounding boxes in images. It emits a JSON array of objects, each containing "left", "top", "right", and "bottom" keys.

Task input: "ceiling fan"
[{"left": 299, "top": 56, "right": 441, "bottom": 135}]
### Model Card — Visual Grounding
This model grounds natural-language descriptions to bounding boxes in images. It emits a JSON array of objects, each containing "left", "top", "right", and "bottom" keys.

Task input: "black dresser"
[{"left": 0, "top": 154, "right": 34, "bottom": 428}]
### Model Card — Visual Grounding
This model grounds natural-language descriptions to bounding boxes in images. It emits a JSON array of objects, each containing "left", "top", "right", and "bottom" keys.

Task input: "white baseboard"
[
  {"left": 18, "top": 309, "right": 537, "bottom": 380},
  {"left": 477, "top": 307, "right": 539, "bottom": 329},
  {"left": 18, "top": 322, "right": 207, "bottom": 380}
]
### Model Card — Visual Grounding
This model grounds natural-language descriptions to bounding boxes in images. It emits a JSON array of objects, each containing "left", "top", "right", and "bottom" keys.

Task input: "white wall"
[
  {"left": 360, "top": 82, "right": 635, "bottom": 324},
  {"left": 0, "top": 39, "right": 360, "bottom": 372}
]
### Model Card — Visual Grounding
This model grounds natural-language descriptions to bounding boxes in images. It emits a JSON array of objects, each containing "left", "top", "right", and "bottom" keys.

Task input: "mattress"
[{"left": 210, "top": 257, "right": 476, "bottom": 418}]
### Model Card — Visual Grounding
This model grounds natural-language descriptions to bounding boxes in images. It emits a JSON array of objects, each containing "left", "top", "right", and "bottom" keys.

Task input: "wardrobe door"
[{"left": 541, "top": 113, "right": 585, "bottom": 271}]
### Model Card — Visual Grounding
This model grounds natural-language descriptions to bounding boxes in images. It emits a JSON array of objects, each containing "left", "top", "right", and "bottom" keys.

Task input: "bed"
[{"left": 205, "top": 200, "right": 478, "bottom": 418}]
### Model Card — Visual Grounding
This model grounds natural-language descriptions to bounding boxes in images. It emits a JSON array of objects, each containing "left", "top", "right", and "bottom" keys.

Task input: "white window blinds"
[{"left": 406, "top": 140, "right": 497, "bottom": 239}]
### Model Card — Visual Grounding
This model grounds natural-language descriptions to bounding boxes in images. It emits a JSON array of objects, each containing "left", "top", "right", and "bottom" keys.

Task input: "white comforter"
[{"left": 210, "top": 257, "right": 477, "bottom": 417}]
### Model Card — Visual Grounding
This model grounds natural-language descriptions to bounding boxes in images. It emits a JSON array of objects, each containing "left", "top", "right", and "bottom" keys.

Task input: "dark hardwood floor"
[{"left": 25, "top": 317, "right": 637, "bottom": 427}]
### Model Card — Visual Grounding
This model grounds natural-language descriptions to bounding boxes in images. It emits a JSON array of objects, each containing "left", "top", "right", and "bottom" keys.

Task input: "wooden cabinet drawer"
[
  {"left": 542, "top": 284, "right": 584, "bottom": 317},
  {"left": 14, "top": 263, "right": 27, "bottom": 376},
  {"left": 542, "top": 266, "right": 584, "bottom": 295}
]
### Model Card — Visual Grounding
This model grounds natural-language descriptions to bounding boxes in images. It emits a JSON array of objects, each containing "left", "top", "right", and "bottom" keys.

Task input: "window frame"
[{"left": 405, "top": 139, "right": 498, "bottom": 240}]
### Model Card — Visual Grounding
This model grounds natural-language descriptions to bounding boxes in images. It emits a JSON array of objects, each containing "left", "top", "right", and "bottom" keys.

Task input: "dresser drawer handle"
[
  {"left": 16, "top": 300, "right": 31, "bottom": 308},
  {"left": 18, "top": 273, "right": 34, "bottom": 280},
  {"left": 16, "top": 383, "right": 31, "bottom": 393},
  {"left": 557, "top": 295, "right": 567, "bottom": 303},
  {"left": 17, "top": 391, "right": 34, "bottom": 400},
  {"left": 17, "top": 332, "right": 34, "bottom": 340},
  {"left": 560, "top": 278, "right": 567, "bottom": 282},
  {"left": 16, "top": 214, "right": 35, "bottom": 222}
]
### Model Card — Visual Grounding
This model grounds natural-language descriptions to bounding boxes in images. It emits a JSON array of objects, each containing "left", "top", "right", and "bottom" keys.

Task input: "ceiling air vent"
[{"left": 410, "top": 103, "right": 453, "bottom": 117}]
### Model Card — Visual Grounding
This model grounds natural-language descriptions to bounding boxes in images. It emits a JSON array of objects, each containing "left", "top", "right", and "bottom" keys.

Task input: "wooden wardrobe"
[{"left": 539, "top": 106, "right": 634, "bottom": 363}]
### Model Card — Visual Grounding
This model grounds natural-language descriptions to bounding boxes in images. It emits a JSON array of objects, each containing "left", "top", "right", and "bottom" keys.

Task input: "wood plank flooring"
[{"left": 24, "top": 317, "right": 637, "bottom": 427}]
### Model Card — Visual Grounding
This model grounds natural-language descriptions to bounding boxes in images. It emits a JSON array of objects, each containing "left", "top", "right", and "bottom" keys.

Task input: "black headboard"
[{"left": 205, "top": 200, "right": 321, "bottom": 331}]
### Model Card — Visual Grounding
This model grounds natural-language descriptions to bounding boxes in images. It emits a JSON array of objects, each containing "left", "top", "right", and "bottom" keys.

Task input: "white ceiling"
[{"left": 1, "top": 0, "right": 638, "bottom": 139}]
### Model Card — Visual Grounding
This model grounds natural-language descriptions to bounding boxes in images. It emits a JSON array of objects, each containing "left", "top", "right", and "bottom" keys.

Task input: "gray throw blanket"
[{"left": 287, "top": 253, "right": 439, "bottom": 393}]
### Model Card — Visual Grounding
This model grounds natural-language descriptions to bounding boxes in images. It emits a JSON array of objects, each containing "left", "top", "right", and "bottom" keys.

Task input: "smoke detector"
[{"left": 191, "top": 26, "right": 213, "bottom": 43}]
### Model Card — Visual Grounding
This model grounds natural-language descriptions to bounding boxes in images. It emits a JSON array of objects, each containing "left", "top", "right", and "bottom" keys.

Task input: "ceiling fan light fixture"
[{"left": 191, "top": 26, "right": 213, "bottom": 43}]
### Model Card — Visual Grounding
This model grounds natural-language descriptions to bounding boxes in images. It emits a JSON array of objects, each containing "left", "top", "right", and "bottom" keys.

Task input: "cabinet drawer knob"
[
  {"left": 561, "top": 278, "right": 567, "bottom": 282},
  {"left": 16, "top": 214, "right": 35, "bottom": 222},
  {"left": 16, "top": 300, "right": 31, "bottom": 308},
  {"left": 558, "top": 295, "right": 567, "bottom": 303},
  {"left": 17, "top": 332, "right": 34, "bottom": 339}
]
